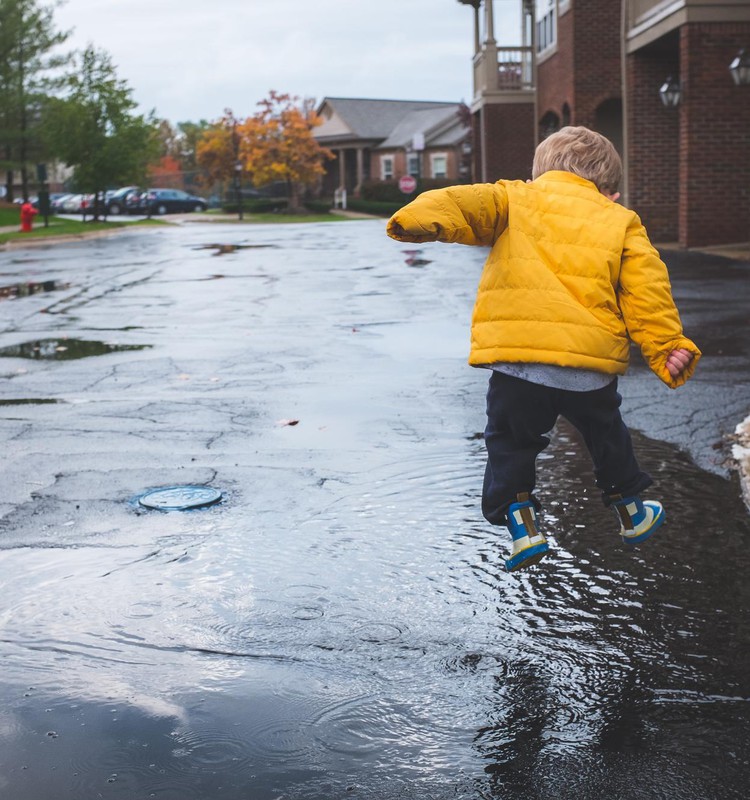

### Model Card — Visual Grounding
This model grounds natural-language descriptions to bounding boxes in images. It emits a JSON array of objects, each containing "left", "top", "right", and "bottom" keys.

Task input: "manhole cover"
[{"left": 138, "top": 485, "right": 222, "bottom": 511}]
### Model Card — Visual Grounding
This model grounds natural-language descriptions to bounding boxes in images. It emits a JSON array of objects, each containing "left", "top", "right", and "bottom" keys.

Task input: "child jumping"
[{"left": 386, "top": 126, "right": 700, "bottom": 573}]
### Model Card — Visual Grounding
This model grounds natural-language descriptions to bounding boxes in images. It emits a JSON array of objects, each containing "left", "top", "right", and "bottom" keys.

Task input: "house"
[
  {"left": 313, "top": 98, "right": 471, "bottom": 197},
  {"left": 461, "top": 0, "right": 750, "bottom": 248}
]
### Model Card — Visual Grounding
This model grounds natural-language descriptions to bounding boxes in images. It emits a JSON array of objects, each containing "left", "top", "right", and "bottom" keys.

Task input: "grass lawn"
[
  {"left": 0, "top": 206, "right": 24, "bottom": 227},
  {"left": 205, "top": 210, "right": 355, "bottom": 224},
  {"left": 238, "top": 212, "right": 352, "bottom": 224},
  {"left": 0, "top": 207, "right": 164, "bottom": 245}
]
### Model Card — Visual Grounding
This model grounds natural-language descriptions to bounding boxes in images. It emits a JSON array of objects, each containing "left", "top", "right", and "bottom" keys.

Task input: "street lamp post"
[
  {"left": 228, "top": 110, "right": 244, "bottom": 221},
  {"left": 234, "top": 160, "right": 243, "bottom": 221}
]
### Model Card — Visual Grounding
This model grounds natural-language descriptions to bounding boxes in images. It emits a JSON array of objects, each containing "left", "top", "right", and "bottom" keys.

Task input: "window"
[
  {"left": 431, "top": 154, "right": 447, "bottom": 179},
  {"left": 381, "top": 156, "right": 394, "bottom": 180},
  {"left": 536, "top": 0, "right": 556, "bottom": 53},
  {"left": 407, "top": 154, "right": 420, "bottom": 178}
]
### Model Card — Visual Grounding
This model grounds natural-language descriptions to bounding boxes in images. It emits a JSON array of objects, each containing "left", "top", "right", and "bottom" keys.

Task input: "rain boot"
[
  {"left": 610, "top": 494, "right": 665, "bottom": 545},
  {"left": 505, "top": 492, "right": 549, "bottom": 572}
]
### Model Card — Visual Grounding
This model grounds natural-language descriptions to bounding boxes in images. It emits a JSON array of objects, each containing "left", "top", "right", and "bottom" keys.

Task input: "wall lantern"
[
  {"left": 729, "top": 48, "right": 750, "bottom": 86},
  {"left": 659, "top": 76, "right": 681, "bottom": 107}
]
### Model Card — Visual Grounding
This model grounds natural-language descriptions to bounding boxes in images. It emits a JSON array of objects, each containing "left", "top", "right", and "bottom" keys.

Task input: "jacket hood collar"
[{"left": 535, "top": 171, "right": 599, "bottom": 192}]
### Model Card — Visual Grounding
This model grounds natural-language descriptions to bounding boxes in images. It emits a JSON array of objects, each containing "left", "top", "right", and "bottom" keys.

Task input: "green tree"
[
  {"left": 175, "top": 119, "right": 210, "bottom": 192},
  {"left": 45, "top": 45, "right": 159, "bottom": 219},
  {"left": 0, "top": 0, "right": 70, "bottom": 201}
]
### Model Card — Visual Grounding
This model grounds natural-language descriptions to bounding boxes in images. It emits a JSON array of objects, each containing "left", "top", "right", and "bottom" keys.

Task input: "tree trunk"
[
  {"left": 20, "top": 164, "right": 28, "bottom": 202},
  {"left": 5, "top": 160, "right": 14, "bottom": 203},
  {"left": 287, "top": 180, "right": 304, "bottom": 213}
]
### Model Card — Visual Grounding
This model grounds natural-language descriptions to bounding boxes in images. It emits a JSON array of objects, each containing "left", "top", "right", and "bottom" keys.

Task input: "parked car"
[
  {"left": 138, "top": 188, "right": 208, "bottom": 215},
  {"left": 60, "top": 194, "right": 94, "bottom": 213},
  {"left": 50, "top": 194, "right": 74, "bottom": 213},
  {"left": 105, "top": 186, "right": 140, "bottom": 215}
]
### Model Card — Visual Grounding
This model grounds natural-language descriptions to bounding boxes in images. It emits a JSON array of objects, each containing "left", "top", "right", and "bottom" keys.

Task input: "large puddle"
[
  {"left": 0, "top": 222, "right": 748, "bottom": 799},
  {"left": 0, "top": 338, "right": 152, "bottom": 360}
]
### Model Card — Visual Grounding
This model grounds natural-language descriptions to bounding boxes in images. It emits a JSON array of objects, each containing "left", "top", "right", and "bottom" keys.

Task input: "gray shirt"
[{"left": 490, "top": 362, "right": 615, "bottom": 392}]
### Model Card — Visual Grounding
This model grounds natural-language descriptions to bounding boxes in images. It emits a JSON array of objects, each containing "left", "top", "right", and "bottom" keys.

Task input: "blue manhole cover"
[{"left": 138, "top": 485, "right": 222, "bottom": 511}]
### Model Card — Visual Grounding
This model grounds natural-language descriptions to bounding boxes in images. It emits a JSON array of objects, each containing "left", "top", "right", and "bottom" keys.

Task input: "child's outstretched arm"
[
  {"left": 619, "top": 216, "right": 701, "bottom": 389},
  {"left": 386, "top": 183, "right": 508, "bottom": 247}
]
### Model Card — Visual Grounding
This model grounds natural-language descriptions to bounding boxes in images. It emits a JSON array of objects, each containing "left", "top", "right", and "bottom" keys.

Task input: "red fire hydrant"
[{"left": 20, "top": 201, "right": 38, "bottom": 233}]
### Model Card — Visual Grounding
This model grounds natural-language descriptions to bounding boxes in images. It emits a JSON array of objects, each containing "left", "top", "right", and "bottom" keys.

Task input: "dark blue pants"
[{"left": 482, "top": 371, "right": 653, "bottom": 526}]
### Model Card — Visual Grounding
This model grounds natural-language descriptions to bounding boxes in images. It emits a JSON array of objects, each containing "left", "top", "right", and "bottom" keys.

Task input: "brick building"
[
  {"left": 313, "top": 98, "right": 471, "bottom": 197},
  {"left": 462, "top": 0, "right": 750, "bottom": 247}
]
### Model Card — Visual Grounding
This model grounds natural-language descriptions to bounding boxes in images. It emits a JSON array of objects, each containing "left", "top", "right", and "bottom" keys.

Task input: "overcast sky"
[{"left": 55, "top": 0, "right": 521, "bottom": 124}]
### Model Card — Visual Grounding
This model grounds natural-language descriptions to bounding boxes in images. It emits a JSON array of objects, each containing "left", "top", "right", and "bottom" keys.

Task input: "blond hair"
[{"left": 532, "top": 126, "right": 622, "bottom": 194}]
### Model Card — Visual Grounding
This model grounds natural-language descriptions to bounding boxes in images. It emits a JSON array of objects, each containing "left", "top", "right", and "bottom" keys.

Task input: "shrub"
[
  {"left": 222, "top": 198, "right": 288, "bottom": 214},
  {"left": 359, "top": 177, "right": 466, "bottom": 203},
  {"left": 304, "top": 199, "right": 334, "bottom": 214}
]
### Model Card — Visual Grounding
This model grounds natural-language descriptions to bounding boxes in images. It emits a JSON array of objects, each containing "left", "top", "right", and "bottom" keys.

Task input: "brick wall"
[
  {"left": 472, "top": 109, "right": 483, "bottom": 181},
  {"left": 481, "top": 102, "right": 536, "bottom": 181},
  {"left": 679, "top": 23, "right": 750, "bottom": 247},
  {"left": 572, "top": 0, "right": 622, "bottom": 128},
  {"left": 536, "top": 5, "right": 574, "bottom": 130},
  {"left": 627, "top": 46, "right": 680, "bottom": 242}
]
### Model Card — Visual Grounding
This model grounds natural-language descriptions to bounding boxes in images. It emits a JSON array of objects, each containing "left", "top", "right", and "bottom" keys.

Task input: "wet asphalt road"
[{"left": 0, "top": 221, "right": 749, "bottom": 800}]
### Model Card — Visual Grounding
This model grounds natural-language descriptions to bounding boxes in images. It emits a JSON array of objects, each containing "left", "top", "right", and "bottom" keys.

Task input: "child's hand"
[
  {"left": 666, "top": 348, "right": 694, "bottom": 378},
  {"left": 388, "top": 220, "right": 406, "bottom": 237}
]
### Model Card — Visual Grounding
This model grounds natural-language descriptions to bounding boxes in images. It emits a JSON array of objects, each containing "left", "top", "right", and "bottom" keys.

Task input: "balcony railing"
[
  {"left": 497, "top": 47, "right": 534, "bottom": 90},
  {"left": 474, "top": 46, "right": 534, "bottom": 94}
]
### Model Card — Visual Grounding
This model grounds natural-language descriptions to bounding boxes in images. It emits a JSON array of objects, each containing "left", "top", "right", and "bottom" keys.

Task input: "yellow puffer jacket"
[{"left": 386, "top": 171, "right": 700, "bottom": 389}]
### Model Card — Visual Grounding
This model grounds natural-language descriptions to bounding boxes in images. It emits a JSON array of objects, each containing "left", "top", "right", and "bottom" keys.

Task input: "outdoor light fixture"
[
  {"left": 659, "top": 76, "right": 681, "bottom": 108},
  {"left": 729, "top": 48, "right": 750, "bottom": 86}
]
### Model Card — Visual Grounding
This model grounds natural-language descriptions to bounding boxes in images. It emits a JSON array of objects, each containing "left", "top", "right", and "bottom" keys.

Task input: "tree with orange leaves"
[
  {"left": 237, "top": 91, "right": 332, "bottom": 212},
  {"left": 195, "top": 109, "right": 241, "bottom": 193},
  {"left": 148, "top": 155, "right": 184, "bottom": 189}
]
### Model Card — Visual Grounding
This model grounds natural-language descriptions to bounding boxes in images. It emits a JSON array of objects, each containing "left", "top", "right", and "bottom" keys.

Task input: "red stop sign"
[{"left": 398, "top": 175, "right": 417, "bottom": 194}]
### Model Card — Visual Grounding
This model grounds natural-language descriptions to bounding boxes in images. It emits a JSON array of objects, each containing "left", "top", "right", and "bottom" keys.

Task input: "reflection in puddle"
[
  {"left": 402, "top": 248, "right": 432, "bottom": 268},
  {"left": 193, "top": 243, "right": 277, "bottom": 256},
  {"left": 2, "top": 426, "right": 747, "bottom": 800},
  {"left": 0, "top": 398, "right": 59, "bottom": 405},
  {"left": 0, "top": 339, "right": 152, "bottom": 359},
  {"left": 0, "top": 279, "right": 70, "bottom": 300}
]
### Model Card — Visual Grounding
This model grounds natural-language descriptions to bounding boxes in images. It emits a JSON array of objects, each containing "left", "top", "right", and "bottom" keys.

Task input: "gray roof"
[
  {"left": 378, "top": 106, "right": 463, "bottom": 149},
  {"left": 318, "top": 97, "right": 459, "bottom": 140}
]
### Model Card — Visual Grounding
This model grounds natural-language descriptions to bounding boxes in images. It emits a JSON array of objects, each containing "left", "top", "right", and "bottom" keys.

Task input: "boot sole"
[
  {"left": 622, "top": 507, "right": 666, "bottom": 546},
  {"left": 505, "top": 542, "right": 549, "bottom": 572}
]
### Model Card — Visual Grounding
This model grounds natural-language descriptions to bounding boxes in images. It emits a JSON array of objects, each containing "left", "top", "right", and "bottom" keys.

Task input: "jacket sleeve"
[
  {"left": 386, "top": 183, "right": 508, "bottom": 247},
  {"left": 618, "top": 215, "right": 701, "bottom": 389}
]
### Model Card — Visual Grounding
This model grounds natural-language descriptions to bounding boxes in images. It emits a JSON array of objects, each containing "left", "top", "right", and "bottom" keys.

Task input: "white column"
[
  {"left": 338, "top": 148, "right": 346, "bottom": 189},
  {"left": 356, "top": 147, "right": 364, "bottom": 194},
  {"left": 485, "top": 0, "right": 496, "bottom": 45},
  {"left": 474, "top": 3, "right": 481, "bottom": 53}
]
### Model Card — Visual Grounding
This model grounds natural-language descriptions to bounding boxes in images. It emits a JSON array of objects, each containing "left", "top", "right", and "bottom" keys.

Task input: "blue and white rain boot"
[
  {"left": 504, "top": 492, "right": 550, "bottom": 572},
  {"left": 610, "top": 494, "right": 665, "bottom": 545}
]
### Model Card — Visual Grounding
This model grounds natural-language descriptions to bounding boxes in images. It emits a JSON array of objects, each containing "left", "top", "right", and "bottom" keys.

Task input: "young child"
[{"left": 386, "top": 126, "right": 700, "bottom": 573}]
